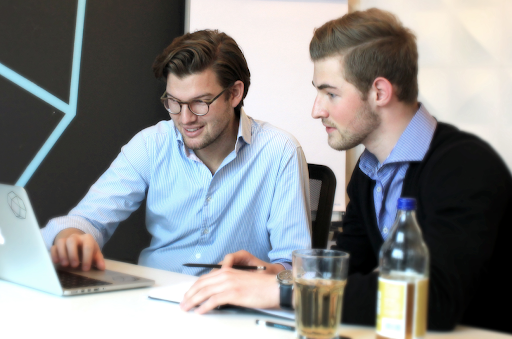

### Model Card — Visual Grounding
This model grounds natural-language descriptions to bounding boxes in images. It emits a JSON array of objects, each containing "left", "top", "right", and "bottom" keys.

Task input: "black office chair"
[{"left": 308, "top": 163, "right": 336, "bottom": 249}]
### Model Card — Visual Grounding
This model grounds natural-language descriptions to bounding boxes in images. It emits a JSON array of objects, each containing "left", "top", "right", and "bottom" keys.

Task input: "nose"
[
  {"left": 179, "top": 104, "right": 198, "bottom": 125},
  {"left": 311, "top": 95, "right": 328, "bottom": 119}
]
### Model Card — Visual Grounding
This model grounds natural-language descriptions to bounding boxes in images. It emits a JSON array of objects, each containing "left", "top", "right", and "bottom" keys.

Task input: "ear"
[
  {"left": 370, "top": 77, "right": 393, "bottom": 107},
  {"left": 229, "top": 80, "right": 244, "bottom": 108}
]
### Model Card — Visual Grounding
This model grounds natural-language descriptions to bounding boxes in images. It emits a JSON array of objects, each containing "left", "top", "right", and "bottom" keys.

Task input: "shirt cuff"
[
  {"left": 279, "top": 262, "right": 292, "bottom": 270},
  {"left": 40, "top": 215, "right": 105, "bottom": 251}
]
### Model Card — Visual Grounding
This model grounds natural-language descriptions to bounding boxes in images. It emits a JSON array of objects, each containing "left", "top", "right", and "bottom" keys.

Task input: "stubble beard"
[
  {"left": 326, "top": 102, "right": 381, "bottom": 151},
  {"left": 182, "top": 125, "right": 216, "bottom": 151},
  {"left": 180, "top": 106, "right": 234, "bottom": 152}
]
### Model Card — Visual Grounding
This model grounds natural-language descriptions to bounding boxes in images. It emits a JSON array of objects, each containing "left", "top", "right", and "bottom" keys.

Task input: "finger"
[
  {"left": 55, "top": 238, "right": 70, "bottom": 266},
  {"left": 181, "top": 271, "right": 233, "bottom": 311},
  {"left": 80, "top": 237, "right": 95, "bottom": 271},
  {"left": 182, "top": 276, "right": 214, "bottom": 306},
  {"left": 220, "top": 253, "right": 235, "bottom": 268},
  {"left": 50, "top": 245, "right": 60, "bottom": 264},
  {"left": 182, "top": 282, "right": 229, "bottom": 312},
  {"left": 195, "top": 273, "right": 279, "bottom": 312},
  {"left": 220, "top": 250, "right": 253, "bottom": 268},
  {"left": 230, "top": 250, "right": 256, "bottom": 265},
  {"left": 183, "top": 269, "right": 226, "bottom": 300},
  {"left": 93, "top": 248, "right": 106, "bottom": 270},
  {"left": 195, "top": 292, "right": 235, "bottom": 314},
  {"left": 65, "top": 236, "right": 81, "bottom": 268}
]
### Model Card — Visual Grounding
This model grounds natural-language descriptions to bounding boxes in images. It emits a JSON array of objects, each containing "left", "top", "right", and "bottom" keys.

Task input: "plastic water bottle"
[{"left": 376, "top": 197, "right": 429, "bottom": 339}]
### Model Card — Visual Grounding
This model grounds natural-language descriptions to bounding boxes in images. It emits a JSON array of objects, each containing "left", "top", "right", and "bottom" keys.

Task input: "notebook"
[
  {"left": 148, "top": 279, "right": 295, "bottom": 320},
  {"left": 0, "top": 183, "right": 154, "bottom": 296}
]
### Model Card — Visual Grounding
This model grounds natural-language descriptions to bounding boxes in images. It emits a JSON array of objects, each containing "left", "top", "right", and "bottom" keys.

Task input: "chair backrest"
[{"left": 308, "top": 163, "right": 336, "bottom": 249}]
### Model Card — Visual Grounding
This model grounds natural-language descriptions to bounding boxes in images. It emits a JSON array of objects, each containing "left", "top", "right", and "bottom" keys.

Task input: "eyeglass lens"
[{"left": 164, "top": 99, "right": 209, "bottom": 115}]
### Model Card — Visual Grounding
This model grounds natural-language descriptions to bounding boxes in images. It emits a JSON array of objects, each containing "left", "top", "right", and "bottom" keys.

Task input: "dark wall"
[{"left": 0, "top": 0, "right": 185, "bottom": 263}]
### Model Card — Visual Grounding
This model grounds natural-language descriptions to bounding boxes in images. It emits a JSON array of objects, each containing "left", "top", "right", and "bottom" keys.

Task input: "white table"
[{"left": 0, "top": 260, "right": 510, "bottom": 339}]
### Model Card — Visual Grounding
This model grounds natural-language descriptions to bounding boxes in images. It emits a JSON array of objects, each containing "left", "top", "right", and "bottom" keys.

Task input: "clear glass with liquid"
[{"left": 293, "top": 249, "right": 350, "bottom": 339}]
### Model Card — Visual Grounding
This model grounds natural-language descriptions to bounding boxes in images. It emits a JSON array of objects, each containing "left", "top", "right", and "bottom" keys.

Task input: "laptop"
[{"left": 0, "top": 183, "right": 154, "bottom": 296}]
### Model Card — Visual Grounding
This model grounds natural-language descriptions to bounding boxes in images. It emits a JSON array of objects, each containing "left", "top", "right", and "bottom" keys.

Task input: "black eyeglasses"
[{"left": 160, "top": 87, "right": 230, "bottom": 116}]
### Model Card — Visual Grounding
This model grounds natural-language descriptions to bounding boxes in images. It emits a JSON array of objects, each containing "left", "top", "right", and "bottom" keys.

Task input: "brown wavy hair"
[{"left": 153, "top": 30, "right": 251, "bottom": 117}]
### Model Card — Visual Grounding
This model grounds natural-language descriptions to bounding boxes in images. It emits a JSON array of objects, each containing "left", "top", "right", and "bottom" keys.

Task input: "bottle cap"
[{"left": 397, "top": 197, "right": 416, "bottom": 210}]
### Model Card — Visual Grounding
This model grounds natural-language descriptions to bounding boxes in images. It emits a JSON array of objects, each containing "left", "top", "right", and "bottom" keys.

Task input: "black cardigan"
[{"left": 336, "top": 122, "right": 512, "bottom": 333}]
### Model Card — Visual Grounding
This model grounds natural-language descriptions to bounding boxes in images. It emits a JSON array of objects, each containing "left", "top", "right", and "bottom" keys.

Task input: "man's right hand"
[
  {"left": 50, "top": 229, "right": 105, "bottom": 271},
  {"left": 220, "top": 250, "right": 285, "bottom": 275}
]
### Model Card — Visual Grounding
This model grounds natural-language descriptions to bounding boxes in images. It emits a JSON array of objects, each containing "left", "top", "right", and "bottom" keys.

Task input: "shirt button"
[
  {"left": 195, "top": 253, "right": 201, "bottom": 259},
  {"left": 383, "top": 227, "right": 388, "bottom": 234},
  {"left": 206, "top": 196, "right": 212, "bottom": 203},
  {"left": 203, "top": 229, "right": 209, "bottom": 235},
  {"left": 376, "top": 187, "right": 382, "bottom": 193}
]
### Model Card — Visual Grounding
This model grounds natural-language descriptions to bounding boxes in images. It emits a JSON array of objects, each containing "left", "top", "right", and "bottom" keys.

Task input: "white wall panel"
[
  {"left": 359, "top": 0, "right": 512, "bottom": 171},
  {"left": 189, "top": 0, "right": 348, "bottom": 210}
]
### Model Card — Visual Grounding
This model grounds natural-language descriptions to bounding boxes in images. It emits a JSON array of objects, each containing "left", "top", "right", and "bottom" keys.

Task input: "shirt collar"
[
  {"left": 173, "top": 107, "right": 253, "bottom": 157},
  {"left": 235, "top": 108, "right": 252, "bottom": 152},
  {"left": 359, "top": 103, "right": 437, "bottom": 174}
]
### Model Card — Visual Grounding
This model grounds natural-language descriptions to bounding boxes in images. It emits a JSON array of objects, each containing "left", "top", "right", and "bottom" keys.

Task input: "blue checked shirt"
[
  {"left": 358, "top": 104, "right": 437, "bottom": 240},
  {"left": 41, "top": 109, "right": 311, "bottom": 275}
]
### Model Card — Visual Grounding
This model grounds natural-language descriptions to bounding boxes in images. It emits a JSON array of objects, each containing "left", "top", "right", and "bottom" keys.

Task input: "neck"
[
  {"left": 364, "top": 101, "right": 419, "bottom": 163},
  {"left": 195, "top": 117, "right": 240, "bottom": 174}
]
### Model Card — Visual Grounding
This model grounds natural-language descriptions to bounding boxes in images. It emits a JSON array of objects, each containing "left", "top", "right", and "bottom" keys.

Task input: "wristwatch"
[{"left": 277, "top": 270, "right": 293, "bottom": 309}]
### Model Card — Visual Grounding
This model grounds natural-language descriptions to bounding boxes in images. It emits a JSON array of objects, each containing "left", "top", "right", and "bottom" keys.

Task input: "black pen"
[
  {"left": 183, "top": 263, "right": 266, "bottom": 270},
  {"left": 256, "top": 319, "right": 295, "bottom": 331},
  {"left": 255, "top": 320, "right": 352, "bottom": 339}
]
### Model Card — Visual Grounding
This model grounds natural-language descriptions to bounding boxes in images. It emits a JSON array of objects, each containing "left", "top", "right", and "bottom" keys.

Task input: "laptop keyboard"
[{"left": 57, "top": 270, "right": 112, "bottom": 289}]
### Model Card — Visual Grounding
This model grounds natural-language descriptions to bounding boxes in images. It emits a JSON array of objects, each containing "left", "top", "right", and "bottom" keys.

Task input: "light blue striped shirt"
[
  {"left": 359, "top": 104, "right": 437, "bottom": 240},
  {"left": 41, "top": 109, "right": 312, "bottom": 275}
]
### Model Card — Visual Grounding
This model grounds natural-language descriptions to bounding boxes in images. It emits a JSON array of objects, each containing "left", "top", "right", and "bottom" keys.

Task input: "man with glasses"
[{"left": 41, "top": 30, "right": 311, "bottom": 277}]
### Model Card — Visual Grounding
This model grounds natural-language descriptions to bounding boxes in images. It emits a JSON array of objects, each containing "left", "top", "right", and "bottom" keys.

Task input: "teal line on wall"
[{"left": 0, "top": 0, "right": 87, "bottom": 187}]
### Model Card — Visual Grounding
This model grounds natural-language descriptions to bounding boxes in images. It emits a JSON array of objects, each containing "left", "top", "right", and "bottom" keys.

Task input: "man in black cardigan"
[
  {"left": 180, "top": 8, "right": 512, "bottom": 333},
  {"left": 307, "top": 8, "right": 512, "bottom": 333}
]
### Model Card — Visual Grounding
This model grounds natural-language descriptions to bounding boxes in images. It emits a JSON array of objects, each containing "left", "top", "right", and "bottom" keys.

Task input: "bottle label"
[{"left": 376, "top": 277, "right": 428, "bottom": 339}]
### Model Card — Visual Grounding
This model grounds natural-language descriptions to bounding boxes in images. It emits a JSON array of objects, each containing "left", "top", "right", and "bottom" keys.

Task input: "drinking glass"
[{"left": 293, "top": 249, "right": 350, "bottom": 339}]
